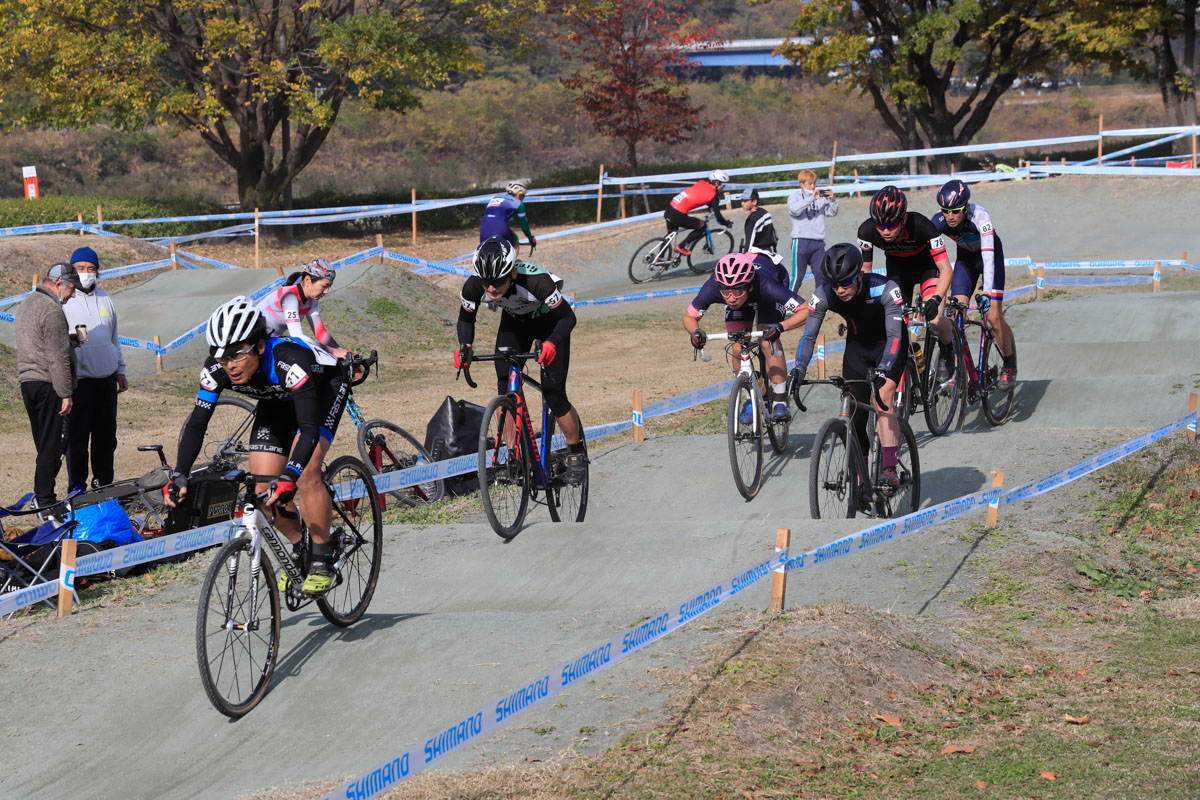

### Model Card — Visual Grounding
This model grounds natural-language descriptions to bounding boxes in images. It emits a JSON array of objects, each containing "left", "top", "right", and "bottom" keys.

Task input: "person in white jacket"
[
  {"left": 787, "top": 169, "right": 839, "bottom": 294},
  {"left": 62, "top": 246, "right": 127, "bottom": 491}
]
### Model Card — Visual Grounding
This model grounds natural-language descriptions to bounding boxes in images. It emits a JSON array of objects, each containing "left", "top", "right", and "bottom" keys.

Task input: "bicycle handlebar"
[
  {"left": 347, "top": 349, "right": 379, "bottom": 387},
  {"left": 791, "top": 375, "right": 890, "bottom": 412},
  {"left": 456, "top": 346, "right": 543, "bottom": 390},
  {"left": 694, "top": 329, "right": 764, "bottom": 362}
]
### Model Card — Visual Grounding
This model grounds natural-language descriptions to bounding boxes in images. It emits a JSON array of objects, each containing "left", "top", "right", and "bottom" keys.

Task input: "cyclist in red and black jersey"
[
  {"left": 858, "top": 185, "right": 955, "bottom": 379},
  {"left": 168, "top": 297, "right": 350, "bottom": 595},
  {"left": 665, "top": 170, "right": 733, "bottom": 256},
  {"left": 454, "top": 237, "right": 587, "bottom": 482}
]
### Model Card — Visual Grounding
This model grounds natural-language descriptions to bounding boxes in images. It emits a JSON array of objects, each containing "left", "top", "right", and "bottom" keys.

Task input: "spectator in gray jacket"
[
  {"left": 787, "top": 169, "right": 840, "bottom": 293},
  {"left": 64, "top": 246, "right": 127, "bottom": 491},
  {"left": 16, "top": 263, "right": 80, "bottom": 508}
]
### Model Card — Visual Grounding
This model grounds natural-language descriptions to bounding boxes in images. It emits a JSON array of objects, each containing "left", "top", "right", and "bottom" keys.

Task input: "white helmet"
[
  {"left": 708, "top": 169, "right": 730, "bottom": 184},
  {"left": 506, "top": 180, "right": 527, "bottom": 196},
  {"left": 205, "top": 296, "right": 264, "bottom": 357},
  {"left": 473, "top": 237, "right": 517, "bottom": 282}
]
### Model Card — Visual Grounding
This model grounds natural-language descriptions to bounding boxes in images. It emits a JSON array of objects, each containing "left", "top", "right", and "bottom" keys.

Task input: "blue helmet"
[{"left": 937, "top": 179, "right": 970, "bottom": 211}]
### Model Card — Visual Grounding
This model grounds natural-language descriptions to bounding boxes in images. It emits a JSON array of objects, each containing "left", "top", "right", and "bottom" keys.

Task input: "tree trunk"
[
  {"left": 625, "top": 136, "right": 639, "bottom": 176},
  {"left": 1156, "top": 25, "right": 1185, "bottom": 126},
  {"left": 1183, "top": 0, "right": 1198, "bottom": 125}
]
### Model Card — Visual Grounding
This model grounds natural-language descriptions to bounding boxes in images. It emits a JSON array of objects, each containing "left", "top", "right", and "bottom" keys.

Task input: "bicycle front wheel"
[
  {"left": 356, "top": 419, "right": 445, "bottom": 507},
  {"left": 923, "top": 333, "right": 962, "bottom": 436},
  {"left": 628, "top": 238, "right": 672, "bottom": 283},
  {"left": 728, "top": 375, "right": 763, "bottom": 500},
  {"left": 981, "top": 335, "right": 1015, "bottom": 425},
  {"left": 896, "top": 359, "right": 919, "bottom": 422},
  {"left": 687, "top": 229, "right": 735, "bottom": 274},
  {"left": 809, "top": 418, "right": 857, "bottom": 519},
  {"left": 184, "top": 395, "right": 255, "bottom": 468},
  {"left": 195, "top": 536, "right": 280, "bottom": 719},
  {"left": 318, "top": 455, "right": 383, "bottom": 627},
  {"left": 545, "top": 419, "right": 589, "bottom": 523},
  {"left": 478, "top": 395, "right": 531, "bottom": 540}
]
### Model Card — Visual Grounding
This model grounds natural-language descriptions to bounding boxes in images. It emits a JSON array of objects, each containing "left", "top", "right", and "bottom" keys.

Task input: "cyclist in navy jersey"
[
  {"left": 932, "top": 179, "right": 1017, "bottom": 390},
  {"left": 683, "top": 251, "right": 808, "bottom": 421},
  {"left": 479, "top": 181, "right": 536, "bottom": 251},
  {"left": 793, "top": 243, "right": 907, "bottom": 489},
  {"left": 739, "top": 187, "right": 789, "bottom": 287},
  {"left": 454, "top": 237, "right": 586, "bottom": 482},
  {"left": 666, "top": 170, "right": 733, "bottom": 256},
  {"left": 167, "top": 297, "right": 349, "bottom": 595},
  {"left": 858, "top": 185, "right": 955, "bottom": 379}
]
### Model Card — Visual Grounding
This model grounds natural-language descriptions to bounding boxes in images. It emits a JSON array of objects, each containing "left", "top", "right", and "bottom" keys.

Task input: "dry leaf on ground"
[
  {"left": 1064, "top": 714, "right": 1091, "bottom": 724},
  {"left": 1041, "top": 771, "right": 1057, "bottom": 781},
  {"left": 941, "top": 744, "right": 975, "bottom": 755},
  {"left": 874, "top": 714, "right": 902, "bottom": 728}
]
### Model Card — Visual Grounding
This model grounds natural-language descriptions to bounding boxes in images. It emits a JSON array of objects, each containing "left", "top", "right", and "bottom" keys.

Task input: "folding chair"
[{"left": 0, "top": 493, "right": 83, "bottom": 618}]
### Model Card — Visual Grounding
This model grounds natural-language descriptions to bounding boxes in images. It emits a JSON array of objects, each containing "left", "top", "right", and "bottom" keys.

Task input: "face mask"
[{"left": 79, "top": 272, "right": 96, "bottom": 290}]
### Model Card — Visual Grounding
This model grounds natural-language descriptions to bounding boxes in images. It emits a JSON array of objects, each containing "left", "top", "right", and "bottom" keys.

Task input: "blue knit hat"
[{"left": 70, "top": 246, "right": 99, "bottom": 266}]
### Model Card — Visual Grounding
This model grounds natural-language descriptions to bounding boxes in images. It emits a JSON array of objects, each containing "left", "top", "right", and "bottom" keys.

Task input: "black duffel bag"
[{"left": 424, "top": 396, "right": 486, "bottom": 496}]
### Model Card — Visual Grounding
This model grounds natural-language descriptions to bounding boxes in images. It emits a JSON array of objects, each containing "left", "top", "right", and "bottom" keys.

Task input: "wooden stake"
[
  {"left": 1097, "top": 114, "right": 1104, "bottom": 165},
  {"left": 1182, "top": 250, "right": 1188, "bottom": 278},
  {"left": 595, "top": 164, "right": 605, "bottom": 223},
  {"left": 632, "top": 390, "right": 644, "bottom": 442},
  {"left": 56, "top": 538, "right": 76, "bottom": 618},
  {"left": 853, "top": 167, "right": 860, "bottom": 197},
  {"left": 154, "top": 336, "right": 163, "bottom": 373},
  {"left": 1036, "top": 265, "right": 1045, "bottom": 301},
  {"left": 169, "top": 241, "right": 177, "bottom": 270},
  {"left": 411, "top": 188, "right": 417, "bottom": 247},
  {"left": 1027, "top": 254, "right": 1035, "bottom": 278},
  {"left": 1045, "top": 156, "right": 1050, "bottom": 166},
  {"left": 1192, "top": 134, "right": 1198, "bottom": 169},
  {"left": 724, "top": 192, "right": 733, "bottom": 212},
  {"left": 1061, "top": 157, "right": 1067, "bottom": 166},
  {"left": 985, "top": 471, "right": 1005, "bottom": 529},
  {"left": 816, "top": 333, "right": 826, "bottom": 379},
  {"left": 77, "top": 213, "right": 83, "bottom": 236},
  {"left": 828, "top": 140, "right": 838, "bottom": 185},
  {"left": 1189, "top": 392, "right": 1197, "bottom": 442},
  {"left": 253, "top": 208, "right": 261, "bottom": 271},
  {"left": 376, "top": 233, "right": 384, "bottom": 263},
  {"left": 619, "top": 191, "right": 626, "bottom": 219},
  {"left": 96, "top": 204, "right": 103, "bottom": 228},
  {"left": 32, "top": 273, "right": 39, "bottom": 288},
  {"left": 770, "top": 527, "right": 791, "bottom": 614},
  {"left": 1153, "top": 260, "right": 1161, "bottom": 292}
]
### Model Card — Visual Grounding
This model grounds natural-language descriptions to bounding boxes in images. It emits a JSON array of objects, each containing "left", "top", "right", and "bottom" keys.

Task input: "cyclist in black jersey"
[
  {"left": 793, "top": 243, "right": 907, "bottom": 489},
  {"left": 167, "top": 297, "right": 349, "bottom": 594},
  {"left": 454, "top": 237, "right": 587, "bottom": 482},
  {"left": 859, "top": 185, "right": 955, "bottom": 380}
]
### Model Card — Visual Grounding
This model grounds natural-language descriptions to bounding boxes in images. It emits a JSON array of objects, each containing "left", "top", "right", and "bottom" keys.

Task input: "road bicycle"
[
  {"left": 191, "top": 451, "right": 383, "bottom": 718},
  {"left": 798, "top": 375, "right": 920, "bottom": 519},
  {"left": 697, "top": 330, "right": 790, "bottom": 500},
  {"left": 943, "top": 296, "right": 1017, "bottom": 428},
  {"left": 628, "top": 211, "right": 735, "bottom": 283},
  {"left": 458, "top": 346, "right": 588, "bottom": 540},
  {"left": 889, "top": 305, "right": 958, "bottom": 437},
  {"left": 179, "top": 351, "right": 443, "bottom": 508}
]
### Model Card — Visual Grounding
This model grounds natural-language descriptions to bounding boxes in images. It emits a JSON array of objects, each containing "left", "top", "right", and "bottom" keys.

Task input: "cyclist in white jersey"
[{"left": 257, "top": 259, "right": 350, "bottom": 360}]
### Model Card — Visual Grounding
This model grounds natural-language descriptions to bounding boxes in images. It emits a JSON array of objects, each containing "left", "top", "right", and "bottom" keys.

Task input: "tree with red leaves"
[{"left": 559, "top": 0, "right": 721, "bottom": 174}]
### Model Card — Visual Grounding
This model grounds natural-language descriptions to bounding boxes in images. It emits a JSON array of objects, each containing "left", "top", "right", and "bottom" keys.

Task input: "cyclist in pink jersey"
[{"left": 257, "top": 259, "right": 350, "bottom": 360}]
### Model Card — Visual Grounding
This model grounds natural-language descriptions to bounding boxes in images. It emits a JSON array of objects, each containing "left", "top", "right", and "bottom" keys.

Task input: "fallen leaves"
[
  {"left": 941, "top": 743, "right": 975, "bottom": 755},
  {"left": 1064, "top": 713, "right": 1091, "bottom": 724},
  {"left": 1040, "top": 770, "right": 1057, "bottom": 781},
  {"left": 874, "top": 713, "right": 902, "bottom": 728},
  {"left": 975, "top": 780, "right": 988, "bottom": 789}
]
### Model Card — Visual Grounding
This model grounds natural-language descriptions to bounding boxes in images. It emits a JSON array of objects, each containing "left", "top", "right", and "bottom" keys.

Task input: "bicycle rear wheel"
[
  {"left": 478, "top": 395, "right": 531, "bottom": 540},
  {"left": 981, "top": 335, "right": 1015, "bottom": 425},
  {"left": 728, "top": 375, "right": 764, "bottom": 500},
  {"left": 195, "top": 536, "right": 280, "bottom": 718},
  {"left": 628, "top": 238, "right": 673, "bottom": 283},
  {"left": 184, "top": 395, "right": 255, "bottom": 468},
  {"left": 923, "top": 332, "right": 962, "bottom": 436},
  {"left": 876, "top": 420, "right": 921, "bottom": 518},
  {"left": 895, "top": 359, "right": 919, "bottom": 422},
  {"left": 318, "top": 455, "right": 383, "bottom": 626},
  {"left": 809, "top": 418, "right": 857, "bottom": 519},
  {"left": 545, "top": 419, "right": 588, "bottom": 523},
  {"left": 687, "top": 229, "right": 735, "bottom": 274},
  {"left": 356, "top": 419, "right": 445, "bottom": 507}
]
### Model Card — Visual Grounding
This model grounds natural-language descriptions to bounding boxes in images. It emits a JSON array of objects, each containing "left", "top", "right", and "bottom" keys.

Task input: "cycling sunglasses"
[
  {"left": 875, "top": 221, "right": 903, "bottom": 232},
  {"left": 832, "top": 274, "right": 859, "bottom": 289},
  {"left": 719, "top": 285, "right": 751, "bottom": 297},
  {"left": 940, "top": 205, "right": 967, "bottom": 214}
]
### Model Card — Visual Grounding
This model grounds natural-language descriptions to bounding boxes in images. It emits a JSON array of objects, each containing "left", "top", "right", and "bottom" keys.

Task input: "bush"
[{"left": 0, "top": 195, "right": 228, "bottom": 238}]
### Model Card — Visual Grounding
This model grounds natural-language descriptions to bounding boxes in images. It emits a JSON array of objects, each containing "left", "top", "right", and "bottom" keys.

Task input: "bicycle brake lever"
[{"left": 694, "top": 347, "right": 712, "bottom": 363}]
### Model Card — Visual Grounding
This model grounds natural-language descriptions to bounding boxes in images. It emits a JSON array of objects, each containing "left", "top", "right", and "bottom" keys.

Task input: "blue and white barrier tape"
[
  {"left": 384, "top": 251, "right": 472, "bottom": 278},
  {"left": 0, "top": 578, "right": 60, "bottom": 618},
  {"left": 1034, "top": 259, "right": 1189, "bottom": 270},
  {"left": 1078, "top": 131, "right": 1193, "bottom": 167},
  {"left": 1029, "top": 164, "right": 1200, "bottom": 176},
  {"left": 0, "top": 221, "right": 81, "bottom": 237},
  {"left": 99, "top": 258, "right": 176, "bottom": 279},
  {"left": 74, "top": 521, "right": 233, "bottom": 576},
  {"left": 174, "top": 250, "right": 245, "bottom": 270},
  {"left": 572, "top": 285, "right": 704, "bottom": 308}
]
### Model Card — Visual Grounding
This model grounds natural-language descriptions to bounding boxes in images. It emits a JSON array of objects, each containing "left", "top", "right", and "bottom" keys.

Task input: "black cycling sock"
[
  {"left": 312, "top": 541, "right": 334, "bottom": 559},
  {"left": 1003, "top": 352, "right": 1017, "bottom": 368},
  {"left": 568, "top": 441, "right": 586, "bottom": 455},
  {"left": 679, "top": 229, "right": 704, "bottom": 249}
]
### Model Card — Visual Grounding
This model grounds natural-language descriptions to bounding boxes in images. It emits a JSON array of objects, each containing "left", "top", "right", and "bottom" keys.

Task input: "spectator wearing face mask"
[
  {"left": 62, "top": 246, "right": 127, "bottom": 492},
  {"left": 16, "top": 263, "right": 80, "bottom": 508}
]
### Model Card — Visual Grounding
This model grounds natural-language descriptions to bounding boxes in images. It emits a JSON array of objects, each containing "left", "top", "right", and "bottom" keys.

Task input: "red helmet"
[
  {"left": 714, "top": 252, "right": 757, "bottom": 288},
  {"left": 870, "top": 185, "right": 907, "bottom": 225}
]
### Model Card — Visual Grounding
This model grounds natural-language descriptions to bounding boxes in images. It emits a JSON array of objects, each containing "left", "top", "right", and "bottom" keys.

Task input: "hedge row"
[{"left": 0, "top": 195, "right": 227, "bottom": 238}]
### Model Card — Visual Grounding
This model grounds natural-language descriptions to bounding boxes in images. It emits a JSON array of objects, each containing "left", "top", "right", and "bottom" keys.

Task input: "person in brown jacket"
[{"left": 16, "top": 263, "right": 81, "bottom": 508}]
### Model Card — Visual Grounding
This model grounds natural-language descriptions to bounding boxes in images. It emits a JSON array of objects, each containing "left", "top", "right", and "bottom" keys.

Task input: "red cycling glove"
[
  {"left": 453, "top": 344, "right": 472, "bottom": 369},
  {"left": 537, "top": 341, "right": 557, "bottom": 366}
]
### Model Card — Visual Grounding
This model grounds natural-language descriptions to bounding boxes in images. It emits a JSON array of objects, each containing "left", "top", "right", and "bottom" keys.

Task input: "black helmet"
[
  {"left": 821, "top": 243, "right": 864, "bottom": 285},
  {"left": 869, "top": 185, "right": 907, "bottom": 225},
  {"left": 472, "top": 237, "right": 516, "bottom": 282},
  {"left": 937, "top": 179, "right": 970, "bottom": 211}
]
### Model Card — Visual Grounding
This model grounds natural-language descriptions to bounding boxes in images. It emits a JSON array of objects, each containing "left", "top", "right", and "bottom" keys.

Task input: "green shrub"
[{"left": 0, "top": 195, "right": 228, "bottom": 238}]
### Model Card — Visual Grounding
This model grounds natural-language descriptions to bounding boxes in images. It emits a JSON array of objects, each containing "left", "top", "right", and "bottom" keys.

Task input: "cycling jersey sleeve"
[
  {"left": 709, "top": 195, "right": 731, "bottom": 228},
  {"left": 686, "top": 279, "right": 723, "bottom": 319},
  {"left": 973, "top": 206, "right": 997, "bottom": 294},
  {"left": 174, "top": 362, "right": 227, "bottom": 475},
  {"left": 857, "top": 219, "right": 877, "bottom": 268},
  {"left": 516, "top": 200, "right": 533, "bottom": 239},
  {"left": 793, "top": 290, "right": 830, "bottom": 375},
  {"left": 539, "top": 283, "right": 576, "bottom": 346},
  {"left": 758, "top": 276, "right": 806, "bottom": 317},
  {"left": 282, "top": 379, "right": 321, "bottom": 481},
  {"left": 279, "top": 290, "right": 307, "bottom": 339},
  {"left": 914, "top": 215, "right": 948, "bottom": 262},
  {"left": 876, "top": 279, "right": 906, "bottom": 374},
  {"left": 306, "top": 302, "right": 339, "bottom": 349},
  {"left": 457, "top": 278, "right": 484, "bottom": 345}
]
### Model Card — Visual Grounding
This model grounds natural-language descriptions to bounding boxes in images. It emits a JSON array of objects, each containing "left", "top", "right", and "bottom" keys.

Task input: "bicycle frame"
[
  {"left": 501, "top": 365, "right": 554, "bottom": 489},
  {"left": 947, "top": 301, "right": 993, "bottom": 397},
  {"left": 700, "top": 330, "right": 768, "bottom": 434}
]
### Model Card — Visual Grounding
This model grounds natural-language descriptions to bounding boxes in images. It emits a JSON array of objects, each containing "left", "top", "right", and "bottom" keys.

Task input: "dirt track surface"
[{"left": 2, "top": 285, "right": 1200, "bottom": 799}]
